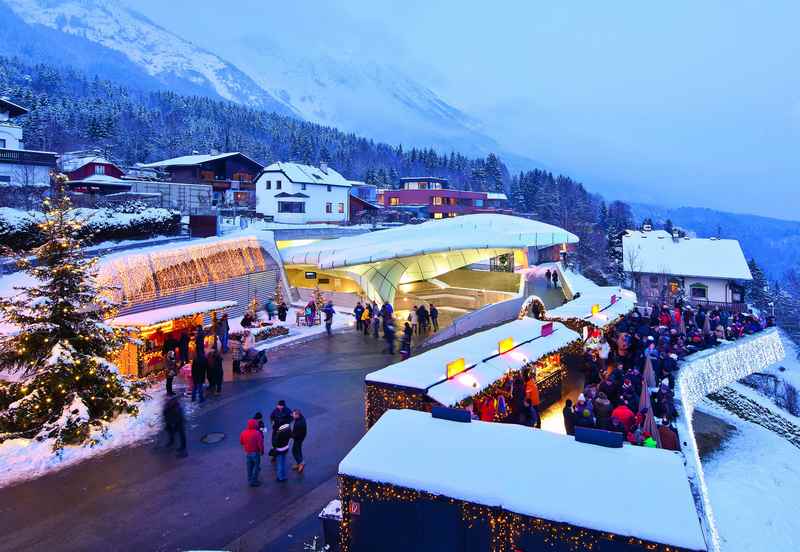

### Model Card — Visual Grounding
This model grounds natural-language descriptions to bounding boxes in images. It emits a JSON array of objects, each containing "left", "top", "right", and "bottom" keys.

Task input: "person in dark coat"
[
  {"left": 551, "top": 270, "right": 559, "bottom": 288},
  {"left": 217, "top": 313, "right": 230, "bottom": 353},
  {"left": 164, "top": 349, "right": 177, "bottom": 396},
  {"left": 269, "top": 399, "right": 292, "bottom": 458},
  {"left": 277, "top": 301, "right": 288, "bottom": 322},
  {"left": 178, "top": 332, "right": 190, "bottom": 364},
  {"left": 400, "top": 322, "right": 412, "bottom": 359},
  {"left": 322, "top": 301, "right": 335, "bottom": 336},
  {"left": 354, "top": 302, "right": 364, "bottom": 332},
  {"left": 208, "top": 347, "right": 224, "bottom": 394},
  {"left": 521, "top": 398, "right": 541, "bottom": 428},
  {"left": 194, "top": 325, "right": 206, "bottom": 360},
  {"left": 190, "top": 355, "right": 206, "bottom": 403},
  {"left": 383, "top": 320, "right": 396, "bottom": 354},
  {"left": 163, "top": 395, "right": 187, "bottom": 457},
  {"left": 593, "top": 392, "right": 613, "bottom": 430},
  {"left": 545, "top": 268, "right": 552, "bottom": 287},
  {"left": 417, "top": 304, "right": 430, "bottom": 334},
  {"left": 429, "top": 303, "right": 439, "bottom": 332},
  {"left": 272, "top": 421, "right": 292, "bottom": 482},
  {"left": 562, "top": 399, "right": 576, "bottom": 435},
  {"left": 291, "top": 409, "right": 307, "bottom": 473}
]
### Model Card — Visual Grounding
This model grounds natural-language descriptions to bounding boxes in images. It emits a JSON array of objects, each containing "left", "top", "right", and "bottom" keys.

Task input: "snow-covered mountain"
[
  {"left": 1, "top": 0, "right": 504, "bottom": 157},
  {"left": 1, "top": 0, "right": 296, "bottom": 116}
]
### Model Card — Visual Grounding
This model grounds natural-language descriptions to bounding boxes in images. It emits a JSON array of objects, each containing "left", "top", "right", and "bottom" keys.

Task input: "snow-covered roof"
[
  {"left": 485, "top": 192, "right": 508, "bottom": 201},
  {"left": 69, "top": 174, "right": 130, "bottom": 186},
  {"left": 281, "top": 214, "right": 579, "bottom": 269},
  {"left": 261, "top": 162, "right": 351, "bottom": 187},
  {"left": 547, "top": 286, "right": 637, "bottom": 329},
  {"left": 0, "top": 98, "right": 28, "bottom": 118},
  {"left": 340, "top": 409, "right": 706, "bottom": 550},
  {"left": 139, "top": 152, "right": 261, "bottom": 168},
  {"left": 60, "top": 154, "right": 116, "bottom": 173},
  {"left": 109, "top": 300, "right": 236, "bottom": 328},
  {"left": 623, "top": 230, "right": 752, "bottom": 280},
  {"left": 366, "top": 317, "right": 579, "bottom": 406}
]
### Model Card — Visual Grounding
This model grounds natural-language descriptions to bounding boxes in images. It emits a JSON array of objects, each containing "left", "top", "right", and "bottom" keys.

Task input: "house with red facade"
[
  {"left": 140, "top": 152, "right": 263, "bottom": 207},
  {"left": 377, "top": 177, "right": 510, "bottom": 219},
  {"left": 61, "top": 151, "right": 129, "bottom": 194}
]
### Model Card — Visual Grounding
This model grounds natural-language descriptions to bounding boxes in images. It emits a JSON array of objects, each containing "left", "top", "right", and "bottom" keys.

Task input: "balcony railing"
[{"left": 0, "top": 148, "right": 58, "bottom": 166}]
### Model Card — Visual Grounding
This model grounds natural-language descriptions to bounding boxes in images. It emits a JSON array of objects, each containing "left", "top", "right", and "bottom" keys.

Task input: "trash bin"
[{"left": 319, "top": 499, "right": 342, "bottom": 552}]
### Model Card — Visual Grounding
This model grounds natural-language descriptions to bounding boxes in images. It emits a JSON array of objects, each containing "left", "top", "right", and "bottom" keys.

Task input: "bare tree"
[{"left": 624, "top": 244, "right": 644, "bottom": 292}]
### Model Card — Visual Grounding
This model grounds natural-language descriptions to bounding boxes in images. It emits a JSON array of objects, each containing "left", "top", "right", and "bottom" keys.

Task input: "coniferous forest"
[{"left": 2, "top": 56, "right": 799, "bottom": 341}]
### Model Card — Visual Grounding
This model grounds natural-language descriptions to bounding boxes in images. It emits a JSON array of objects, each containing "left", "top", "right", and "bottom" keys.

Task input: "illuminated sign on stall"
[
  {"left": 498, "top": 337, "right": 514, "bottom": 354},
  {"left": 446, "top": 358, "right": 466, "bottom": 379}
]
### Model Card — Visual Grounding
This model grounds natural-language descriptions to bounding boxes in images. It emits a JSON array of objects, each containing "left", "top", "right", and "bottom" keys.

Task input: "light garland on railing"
[{"left": 674, "top": 329, "right": 785, "bottom": 552}]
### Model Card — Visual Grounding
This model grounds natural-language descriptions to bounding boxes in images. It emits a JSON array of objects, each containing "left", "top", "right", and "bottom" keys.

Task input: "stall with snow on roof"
[
  {"left": 545, "top": 286, "right": 637, "bottom": 337},
  {"left": 109, "top": 300, "right": 236, "bottom": 377},
  {"left": 364, "top": 317, "right": 580, "bottom": 428},
  {"left": 338, "top": 409, "right": 707, "bottom": 552}
]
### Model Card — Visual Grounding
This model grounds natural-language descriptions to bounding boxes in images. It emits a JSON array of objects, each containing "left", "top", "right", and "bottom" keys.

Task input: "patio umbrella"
[
  {"left": 640, "top": 383, "right": 662, "bottom": 448},
  {"left": 643, "top": 356, "right": 657, "bottom": 389}
]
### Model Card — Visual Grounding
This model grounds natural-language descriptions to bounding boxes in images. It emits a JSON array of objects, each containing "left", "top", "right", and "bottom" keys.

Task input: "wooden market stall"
[
  {"left": 545, "top": 286, "right": 637, "bottom": 339},
  {"left": 110, "top": 300, "right": 237, "bottom": 377},
  {"left": 364, "top": 317, "right": 580, "bottom": 428},
  {"left": 338, "top": 409, "right": 707, "bottom": 552}
]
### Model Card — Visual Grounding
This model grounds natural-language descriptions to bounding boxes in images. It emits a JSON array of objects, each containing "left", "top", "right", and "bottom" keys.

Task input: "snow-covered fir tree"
[{"left": 0, "top": 176, "right": 145, "bottom": 450}]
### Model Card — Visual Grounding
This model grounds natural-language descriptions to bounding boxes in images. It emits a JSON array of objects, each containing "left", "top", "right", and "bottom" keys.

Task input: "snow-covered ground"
[
  {"left": 699, "top": 400, "right": 800, "bottom": 552},
  {"left": 250, "top": 309, "right": 355, "bottom": 353},
  {"left": 0, "top": 386, "right": 169, "bottom": 489}
]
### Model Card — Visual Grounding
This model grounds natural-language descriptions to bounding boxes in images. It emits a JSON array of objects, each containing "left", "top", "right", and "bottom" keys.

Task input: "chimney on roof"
[
  {"left": 642, "top": 223, "right": 652, "bottom": 232},
  {"left": 319, "top": 161, "right": 328, "bottom": 174},
  {"left": 672, "top": 230, "right": 680, "bottom": 243}
]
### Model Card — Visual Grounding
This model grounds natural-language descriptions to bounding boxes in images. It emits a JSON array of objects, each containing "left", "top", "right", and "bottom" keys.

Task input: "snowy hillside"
[
  {"left": 229, "top": 36, "right": 498, "bottom": 155},
  {"left": 1, "top": 0, "right": 296, "bottom": 116},
  {"left": 1, "top": 0, "right": 506, "bottom": 157}
]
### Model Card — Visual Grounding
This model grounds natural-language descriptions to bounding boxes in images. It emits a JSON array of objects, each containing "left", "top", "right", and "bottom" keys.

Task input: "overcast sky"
[{"left": 129, "top": 0, "right": 800, "bottom": 220}]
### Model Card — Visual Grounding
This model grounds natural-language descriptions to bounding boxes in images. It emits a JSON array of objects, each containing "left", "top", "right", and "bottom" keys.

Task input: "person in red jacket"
[
  {"left": 611, "top": 402, "right": 636, "bottom": 432},
  {"left": 479, "top": 397, "right": 496, "bottom": 422},
  {"left": 240, "top": 419, "right": 264, "bottom": 487}
]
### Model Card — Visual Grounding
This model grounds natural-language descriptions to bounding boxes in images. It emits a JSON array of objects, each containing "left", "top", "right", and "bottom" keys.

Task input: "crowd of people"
[
  {"left": 239, "top": 400, "right": 308, "bottom": 486},
  {"left": 562, "top": 302, "right": 771, "bottom": 450},
  {"left": 352, "top": 300, "right": 440, "bottom": 357}
]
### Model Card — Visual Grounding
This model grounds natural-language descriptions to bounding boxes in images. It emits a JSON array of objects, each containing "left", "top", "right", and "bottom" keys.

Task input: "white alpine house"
[
  {"left": 255, "top": 162, "right": 351, "bottom": 224},
  {"left": 622, "top": 229, "right": 752, "bottom": 307}
]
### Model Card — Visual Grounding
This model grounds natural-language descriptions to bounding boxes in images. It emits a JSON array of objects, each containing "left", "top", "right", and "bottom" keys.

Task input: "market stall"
[
  {"left": 110, "top": 300, "right": 237, "bottom": 377},
  {"left": 338, "top": 409, "right": 707, "bottom": 552},
  {"left": 545, "top": 286, "right": 636, "bottom": 338},
  {"left": 364, "top": 317, "right": 580, "bottom": 428}
]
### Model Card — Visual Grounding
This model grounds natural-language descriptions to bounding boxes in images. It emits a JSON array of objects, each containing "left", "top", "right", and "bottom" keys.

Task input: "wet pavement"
[{"left": 0, "top": 330, "right": 395, "bottom": 552}]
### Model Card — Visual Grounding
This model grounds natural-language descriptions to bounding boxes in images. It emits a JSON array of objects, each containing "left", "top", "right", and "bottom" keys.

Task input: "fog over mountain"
[{"left": 2, "top": 0, "right": 798, "bottom": 220}]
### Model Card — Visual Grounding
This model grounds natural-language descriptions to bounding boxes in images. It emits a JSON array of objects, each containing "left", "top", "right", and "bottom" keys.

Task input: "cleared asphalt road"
[{"left": 0, "top": 330, "right": 395, "bottom": 552}]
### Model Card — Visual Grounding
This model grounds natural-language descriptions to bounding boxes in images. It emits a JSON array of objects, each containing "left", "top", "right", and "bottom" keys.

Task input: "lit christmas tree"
[{"left": 0, "top": 175, "right": 144, "bottom": 450}]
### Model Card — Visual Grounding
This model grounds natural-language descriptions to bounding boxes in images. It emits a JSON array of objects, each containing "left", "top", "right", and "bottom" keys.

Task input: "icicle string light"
[
  {"left": 674, "top": 328, "right": 784, "bottom": 552},
  {"left": 97, "top": 237, "right": 268, "bottom": 303}
]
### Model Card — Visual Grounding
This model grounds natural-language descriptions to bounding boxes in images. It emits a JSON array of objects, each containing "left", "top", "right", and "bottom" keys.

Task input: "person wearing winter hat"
[
  {"left": 562, "top": 399, "right": 575, "bottom": 435},
  {"left": 658, "top": 418, "right": 680, "bottom": 451}
]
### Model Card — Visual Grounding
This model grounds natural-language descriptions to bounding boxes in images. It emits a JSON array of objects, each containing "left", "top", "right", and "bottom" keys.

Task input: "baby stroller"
[{"left": 242, "top": 349, "right": 268, "bottom": 373}]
